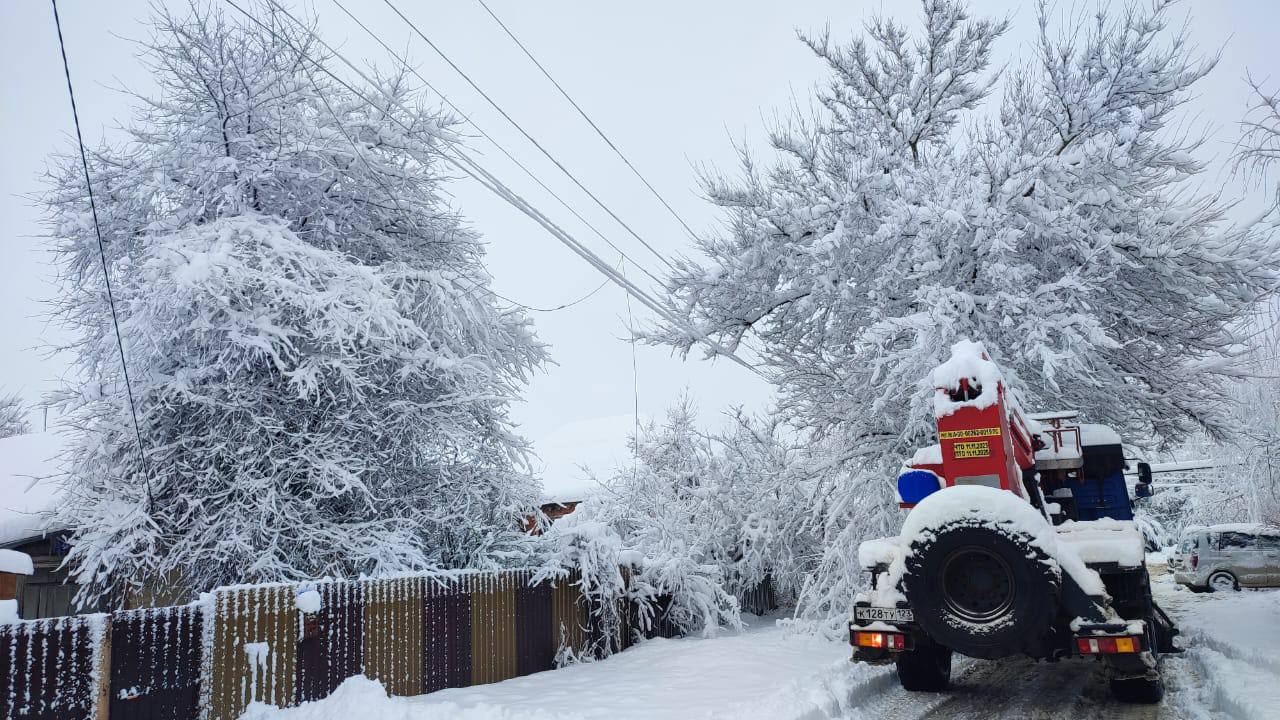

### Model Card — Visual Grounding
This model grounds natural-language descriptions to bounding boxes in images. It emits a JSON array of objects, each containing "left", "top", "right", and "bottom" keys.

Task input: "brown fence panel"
[
  {"left": 361, "top": 576, "right": 424, "bottom": 696},
  {"left": 514, "top": 572, "right": 554, "bottom": 676},
  {"left": 550, "top": 571, "right": 587, "bottom": 661},
  {"left": 469, "top": 572, "right": 518, "bottom": 686},
  {"left": 738, "top": 576, "right": 777, "bottom": 616},
  {"left": 296, "top": 581, "right": 363, "bottom": 703},
  {"left": 206, "top": 584, "right": 298, "bottom": 720},
  {"left": 422, "top": 575, "right": 471, "bottom": 693},
  {"left": 0, "top": 615, "right": 107, "bottom": 720},
  {"left": 109, "top": 605, "right": 202, "bottom": 720}
]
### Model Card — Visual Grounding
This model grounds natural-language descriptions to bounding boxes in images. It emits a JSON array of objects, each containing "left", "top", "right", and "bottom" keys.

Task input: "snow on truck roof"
[
  {"left": 0, "top": 431, "right": 70, "bottom": 547},
  {"left": 1078, "top": 424, "right": 1121, "bottom": 447},
  {"left": 1026, "top": 410, "right": 1079, "bottom": 421},
  {"left": 929, "top": 340, "right": 1006, "bottom": 416}
]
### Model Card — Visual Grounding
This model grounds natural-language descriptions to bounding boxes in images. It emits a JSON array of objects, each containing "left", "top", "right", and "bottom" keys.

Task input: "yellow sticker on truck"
[
  {"left": 952, "top": 441, "right": 991, "bottom": 458},
  {"left": 939, "top": 427, "right": 1002, "bottom": 440}
]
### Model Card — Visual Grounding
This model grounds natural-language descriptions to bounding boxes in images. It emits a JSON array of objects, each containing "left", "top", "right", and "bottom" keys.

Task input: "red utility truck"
[{"left": 849, "top": 341, "right": 1178, "bottom": 703}]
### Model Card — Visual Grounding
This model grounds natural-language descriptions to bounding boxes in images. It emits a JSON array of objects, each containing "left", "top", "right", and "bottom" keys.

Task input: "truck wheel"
[
  {"left": 1207, "top": 571, "right": 1238, "bottom": 592},
  {"left": 896, "top": 641, "right": 952, "bottom": 691},
  {"left": 904, "top": 523, "right": 1059, "bottom": 659},
  {"left": 1110, "top": 674, "right": 1164, "bottom": 704}
]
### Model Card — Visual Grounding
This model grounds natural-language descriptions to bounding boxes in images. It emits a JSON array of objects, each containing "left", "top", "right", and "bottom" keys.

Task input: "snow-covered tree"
[
  {"left": 0, "top": 392, "right": 31, "bottom": 439},
  {"left": 650, "top": 0, "right": 1280, "bottom": 629},
  {"left": 44, "top": 6, "right": 546, "bottom": 603},
  {"left": 1236, "top": 75, "right": 1280, "bottom": 203},
  {"left": 541, "top": 399, "right": 821, "bottom": 640}
]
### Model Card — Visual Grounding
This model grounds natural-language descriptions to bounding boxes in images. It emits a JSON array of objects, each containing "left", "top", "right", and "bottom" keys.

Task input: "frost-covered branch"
[
  {"left": 43, "top": 4, "right": 547, "bottom": 605},
  {"left": 1235, "top": 74, "right": 1280, "bottom": 202},
  {"left": 0, "top": 392, "right": 30, "bottom": 439}
]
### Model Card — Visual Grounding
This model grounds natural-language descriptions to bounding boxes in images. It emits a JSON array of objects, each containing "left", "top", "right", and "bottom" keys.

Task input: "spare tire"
[{"left": 903, "top": 521, "right": 1060, "bottom": 659}]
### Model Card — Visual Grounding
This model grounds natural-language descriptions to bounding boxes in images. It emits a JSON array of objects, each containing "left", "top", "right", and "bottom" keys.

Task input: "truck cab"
[{"left": 1030, "top": 411, "right": 1135, "bottom": 523}]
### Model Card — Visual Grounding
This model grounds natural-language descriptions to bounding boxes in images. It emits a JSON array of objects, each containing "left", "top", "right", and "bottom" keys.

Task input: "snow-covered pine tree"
[
  {"left": 649, "top": 0, "right": 1280, "bottom": 629},
  {"left": 0, "top": 392, "right": 30, "bottom": 439},
  {"left": 44, "top": 6, "right": 546, "bottom": 603}
]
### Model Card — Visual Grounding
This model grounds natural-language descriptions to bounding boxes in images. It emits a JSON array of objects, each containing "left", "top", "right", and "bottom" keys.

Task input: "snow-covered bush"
[
  {"left": 537, "top": 400, "right": 838, "bottom": 645},
  {"left": 0, "top": 392, "right": 30, "bottom": 439},
  {"left": 43, "top": 5, "right": 546, "bottom": 604},
  {"left": 536, "top": 494, "right": 740, "bottom": 655},
  {"left": 648, "top": 0, "right": 1280, "bottom": 631}
]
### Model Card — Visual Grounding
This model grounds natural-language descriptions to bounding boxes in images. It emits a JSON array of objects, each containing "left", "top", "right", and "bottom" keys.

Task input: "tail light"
[
  {"left": 853, "top": 631, "right": 906, "bottom": 650},
  {"left": 1190, "top": 554, "right": 1198, "bottom": 570},
  {"left": 1076, "top": 635, "right": 1142, "bottom": 654}
]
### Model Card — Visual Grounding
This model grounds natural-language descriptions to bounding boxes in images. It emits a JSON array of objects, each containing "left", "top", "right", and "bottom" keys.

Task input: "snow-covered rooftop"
[
  {"left": 0, "top": 548, "right": 34, "bottom": 575},
  {"left": 0, "top": 431, "right": 71, "bottom": 547}
]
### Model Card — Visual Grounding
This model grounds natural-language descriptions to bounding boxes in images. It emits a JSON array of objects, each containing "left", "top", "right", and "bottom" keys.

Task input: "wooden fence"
[{"left": 0, "top": 568, "right": 666, "bottom": 720}]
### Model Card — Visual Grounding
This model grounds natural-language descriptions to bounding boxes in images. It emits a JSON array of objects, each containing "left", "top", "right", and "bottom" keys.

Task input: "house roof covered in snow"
[{"left": 0, "top": 431, "right": 71, "bottom": 548}]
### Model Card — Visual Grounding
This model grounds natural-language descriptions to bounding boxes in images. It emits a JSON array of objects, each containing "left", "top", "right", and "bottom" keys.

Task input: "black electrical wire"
[
  {"left": 50, "top": 0, "right": 155, "bottom": 510},
  {"left": 325, "top": 0, "right": 669, "bottom": 290},
  {"left": 378, "top": 0, "right": 678, "bottom": 272},
  {"left": 224, "top": 0, "right": 766, "bottom": 377},
  {"left": 474, "top": 0, "right": 701, "bottom": 242}
]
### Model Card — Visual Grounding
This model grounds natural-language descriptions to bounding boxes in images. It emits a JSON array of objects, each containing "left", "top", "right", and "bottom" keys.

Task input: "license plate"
[{"left": 855, "top": 606, "right": 914, "bottom": 623}]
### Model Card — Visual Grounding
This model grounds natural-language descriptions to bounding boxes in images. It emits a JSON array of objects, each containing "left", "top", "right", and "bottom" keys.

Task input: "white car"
[{"left": 1172, "top": 524, "right": 1280, "bottom": 591}]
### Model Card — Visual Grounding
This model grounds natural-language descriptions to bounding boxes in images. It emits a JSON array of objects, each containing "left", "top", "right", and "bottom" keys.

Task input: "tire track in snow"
[{"left": 837, "top": 656, "right": 1204, "bottom": 719}]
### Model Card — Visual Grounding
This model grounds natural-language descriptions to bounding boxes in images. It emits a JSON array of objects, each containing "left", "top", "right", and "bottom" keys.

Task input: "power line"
[
  {"left": 299, "top": 44, "right": 611, "bottom": 317},
  {"left": 474, "top": 0, "right": 701, "bottom": 242},
  {"left": 222, "top": 0, "right": 765, "bottom": 378},
  {"left": 325, "top": 0, "right": 668, "bottom": 289},
  {"left": 376, "top": 0, "right": 678, "bottom": 273},
  {"left": 285, "top": 0, "right": 762, "bottom": 368},
  {"left": 50, "top": 0, "right": 154, "bottom": 510}
]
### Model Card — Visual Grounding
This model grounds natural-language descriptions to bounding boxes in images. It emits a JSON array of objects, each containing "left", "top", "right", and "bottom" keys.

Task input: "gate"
[
  {"left": 109, "top": 605, "right": 202, "bottom": 720},
  {"left": 295, "top": 582, "right": 363, "bottom": 704}
]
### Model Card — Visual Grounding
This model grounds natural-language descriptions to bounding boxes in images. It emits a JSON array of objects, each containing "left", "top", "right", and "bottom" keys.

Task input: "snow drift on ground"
[
  {"left": 241, "top": 614, "right": 879, "bottom": 720},
  {"left": 1159, "top": 575, "right": 1280, "bottom": 720}
]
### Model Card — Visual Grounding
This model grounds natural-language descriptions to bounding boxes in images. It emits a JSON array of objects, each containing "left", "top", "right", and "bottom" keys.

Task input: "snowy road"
[
  {"left": 246, "top": 566, "right": 1279, "bottom": 720},
  {"left": 835, "top": 571, "right": 1278, "bottom": 720},
  {"left": 843, "top": 654, "right": 1187, "bottom": 719}
]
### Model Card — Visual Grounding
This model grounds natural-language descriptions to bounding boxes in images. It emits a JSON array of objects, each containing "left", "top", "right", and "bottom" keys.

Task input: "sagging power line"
[
  {"left": 323, "top": 0, "right": 668, "bottom": 290},
  {"left": 376, "top": 0, "right": 678, "bottom": 273},
  {"left": 473, "top": 0, "right": 701, "bottom": 243},
  {"left": 222, "top": 0, "right": 766, "bottom": 378}
]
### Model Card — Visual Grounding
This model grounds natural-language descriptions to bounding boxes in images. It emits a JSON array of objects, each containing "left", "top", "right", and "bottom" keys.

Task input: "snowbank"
[
  {"left": 1157, "top": 576, "right": 1280, "bottom": 720},
  {"left": 241, "top": 675, "right": 565, "bottom": 720},
  {"left": 0, "top": 599, "right": 17, "bottom": 624},
  {"left": 0, "top": 431, "right": 70, "bottom": 546}
]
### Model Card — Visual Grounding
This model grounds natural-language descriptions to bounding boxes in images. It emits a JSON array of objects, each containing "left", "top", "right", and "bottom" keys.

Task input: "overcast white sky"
[{"left": 1, "top": 1, "right": 1274, "bottom": 497}]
